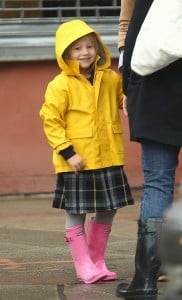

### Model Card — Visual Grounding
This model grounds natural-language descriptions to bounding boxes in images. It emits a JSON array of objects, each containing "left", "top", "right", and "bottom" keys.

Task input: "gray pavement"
[{"left": 1, "top": 188, "right": 179, "bottom": 300}]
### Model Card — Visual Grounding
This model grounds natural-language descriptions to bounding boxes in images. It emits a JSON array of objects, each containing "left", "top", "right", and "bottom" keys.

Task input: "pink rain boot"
[
  {"left": 65, "top": 225, "right": 106, "bottom": 284},
  {"left": 87, "top": 219, "right": 117, "bottom": 281}
]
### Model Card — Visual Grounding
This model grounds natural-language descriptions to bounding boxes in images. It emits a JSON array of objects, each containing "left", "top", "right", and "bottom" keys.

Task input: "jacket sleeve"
[
  {"left": 39, "top": 80, "right": 73, "bottom": 153},
  {"left": 122, "top": 0, "right": 153, "bottom": 94},
  {"left": 117, "top": 0, "right": 136, "bottom": 51}
]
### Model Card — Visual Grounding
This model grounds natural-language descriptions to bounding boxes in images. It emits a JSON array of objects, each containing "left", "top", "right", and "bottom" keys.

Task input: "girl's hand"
[
  {"left": 67, "top": 154, "right": 86, "bottom": 174},
  {"left": 123, "top": 95, "right": 128, "bottom": 116}
]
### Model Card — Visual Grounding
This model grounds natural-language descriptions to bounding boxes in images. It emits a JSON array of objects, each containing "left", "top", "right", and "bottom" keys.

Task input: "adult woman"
[{"left": 116, "top": 0, "right": 182, "bottom": 297}]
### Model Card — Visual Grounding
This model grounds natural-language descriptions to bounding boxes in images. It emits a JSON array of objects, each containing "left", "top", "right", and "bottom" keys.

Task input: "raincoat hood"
[{"left": 55, "top": 19, "right": 111, "bottom": 74}]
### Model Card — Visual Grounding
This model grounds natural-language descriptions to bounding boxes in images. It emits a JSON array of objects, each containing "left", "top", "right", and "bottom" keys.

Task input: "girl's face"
[{"left": 66, "top": 33, "right": 98, "bottom": 75}]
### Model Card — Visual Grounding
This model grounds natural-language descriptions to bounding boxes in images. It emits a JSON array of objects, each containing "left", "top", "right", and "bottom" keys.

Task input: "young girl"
[{"left": 40, "top": 19, "right": 134, "bottom": 284}]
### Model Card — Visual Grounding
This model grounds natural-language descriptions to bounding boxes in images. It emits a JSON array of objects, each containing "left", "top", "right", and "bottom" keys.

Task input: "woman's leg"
[
  {"left": 140, "top": 140, "right": 180, "bottom": 220},
  {"left": 116, "top": 141, "right": 180, "bottom": 297}
]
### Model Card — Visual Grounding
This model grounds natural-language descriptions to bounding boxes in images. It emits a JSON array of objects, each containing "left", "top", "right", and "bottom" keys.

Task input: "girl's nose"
[{"left": 82, "top": 47, "right": 89, "bottom": 55}]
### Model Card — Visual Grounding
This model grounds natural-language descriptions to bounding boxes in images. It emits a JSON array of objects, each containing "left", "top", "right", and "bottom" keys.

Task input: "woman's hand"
[{"left": 67, "top": 154, "right": 86, "bottom": 174}]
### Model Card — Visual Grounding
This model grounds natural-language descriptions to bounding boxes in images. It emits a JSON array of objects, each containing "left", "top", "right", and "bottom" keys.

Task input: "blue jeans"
[{"left": 140, "top": 140, "right": 181, "bottom": 220}]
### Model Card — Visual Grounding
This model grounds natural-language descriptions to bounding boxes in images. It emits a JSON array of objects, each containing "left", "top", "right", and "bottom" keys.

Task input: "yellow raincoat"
[{"left": 40, "top": 20, "right": 124, "bottom": 173}]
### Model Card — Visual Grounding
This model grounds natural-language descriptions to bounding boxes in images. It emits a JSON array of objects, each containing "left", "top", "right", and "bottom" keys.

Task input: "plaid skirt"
[{"left": 53, "top": 166, "right": 134, "bottom": 214}]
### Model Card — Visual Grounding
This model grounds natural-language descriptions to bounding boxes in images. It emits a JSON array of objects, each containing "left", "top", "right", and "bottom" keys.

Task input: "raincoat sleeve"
[
  {"left": 115, "top": 72, "right": 124, "bottom": 109},
  {"left": 39, "top": 80, "right": 73, "bottom": 154}
]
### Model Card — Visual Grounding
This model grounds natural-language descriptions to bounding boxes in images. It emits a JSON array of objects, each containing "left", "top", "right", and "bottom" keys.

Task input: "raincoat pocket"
[{"left": 66, "top": 127, "right": 93, "bottom": 139}]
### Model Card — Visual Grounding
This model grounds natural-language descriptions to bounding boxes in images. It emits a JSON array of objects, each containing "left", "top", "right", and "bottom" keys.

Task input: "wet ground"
[{"left": 0, "top": 187, "right": 181, "bottom": 300}]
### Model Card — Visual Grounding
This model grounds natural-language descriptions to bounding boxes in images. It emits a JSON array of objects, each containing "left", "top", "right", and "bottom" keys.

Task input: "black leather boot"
[{"left": 116, "top": 218, "right": 163, "bottom": 298}]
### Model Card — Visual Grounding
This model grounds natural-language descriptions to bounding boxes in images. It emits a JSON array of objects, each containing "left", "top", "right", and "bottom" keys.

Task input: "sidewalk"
[{"left": 1, "top": 188, "right": 180, "bottom": 300}]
